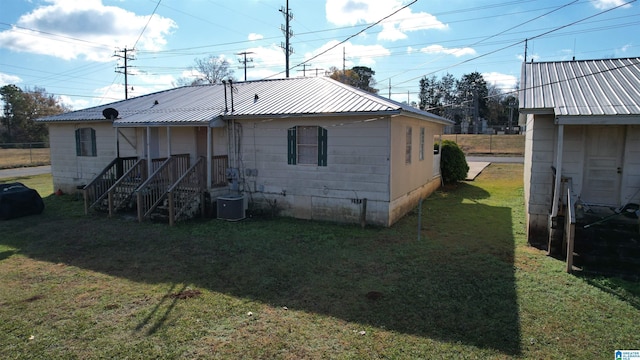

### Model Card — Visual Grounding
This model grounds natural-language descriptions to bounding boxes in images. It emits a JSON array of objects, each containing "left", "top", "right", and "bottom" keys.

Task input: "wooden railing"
[
  {"left": 83, "top": 156, "right": 138, "bottom": 214},
  {"left": 167, "top": 157, "right": 206, "bottom": 226},
  {"left": 107, "top": 159, "right": 147, "bottom": 217},
  {"left": 565, "top": 183, "right": 577, "bottom": 273},
  {"left": 136, "top": 154, "right": 190, "bottom": 222},
  {"left": 212, "top": 155, "right": 229, "bottom": 187}
]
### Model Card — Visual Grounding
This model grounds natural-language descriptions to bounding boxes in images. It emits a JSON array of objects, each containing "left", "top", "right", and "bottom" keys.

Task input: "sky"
[{"left": 0, "top": 0, "right": 638, "bottom": 110}]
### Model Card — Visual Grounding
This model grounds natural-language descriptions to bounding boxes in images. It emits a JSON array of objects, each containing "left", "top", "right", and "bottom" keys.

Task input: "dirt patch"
[
  {"left": 23, "top": 294, "right": 44, "bottom": 303},
  {"left": 168, "top": 289, "right": 202, "bottom": 299}
]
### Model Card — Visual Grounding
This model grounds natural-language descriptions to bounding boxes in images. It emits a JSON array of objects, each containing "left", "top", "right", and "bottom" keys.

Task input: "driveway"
[{"left": 0, "top": 166, "right": 51, "bottom": 180}]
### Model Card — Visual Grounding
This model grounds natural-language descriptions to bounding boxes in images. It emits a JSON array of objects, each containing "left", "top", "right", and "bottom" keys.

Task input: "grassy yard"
[
  {"left": 0, "top": 148, "right": 50, "bottom": 169},
  {"left": 441, "top": 134, "right": 524, "bottom": 155},
  {"left": 0, "top": 167, "right": 638, "bottom": 359}
]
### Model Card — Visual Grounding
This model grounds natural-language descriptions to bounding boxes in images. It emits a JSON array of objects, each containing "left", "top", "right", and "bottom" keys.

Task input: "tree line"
[
  {"left": 1, "top": 54, "right": 520, "bottom": 144},
  {"left": 417, "top": 72, "right": 519, "bottom": 132},
  {"left": 0, "top": 85, "right": 68, "bottom": 144}
]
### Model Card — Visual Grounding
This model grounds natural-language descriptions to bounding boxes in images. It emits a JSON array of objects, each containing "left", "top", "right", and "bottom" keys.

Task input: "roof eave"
[
  {"left": 555, "top": 114, "right": 640, "bottom": 125},
  {"left": 219, "top": 110, "right": 402, "bottom": 121}
]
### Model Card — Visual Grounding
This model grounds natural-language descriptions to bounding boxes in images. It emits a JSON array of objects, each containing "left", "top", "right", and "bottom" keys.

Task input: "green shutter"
[
  {"left": 90, "top": 128, "right": 97, "bottom": 156},
  {"left": 318, "top": 127, "right": 328, "bottom": 166},
  {"left": 287, "top": 126, "right": 297, "bottom": 165},
  {"left": 75, "top": 129, "right": 81, "bottom": 156}
]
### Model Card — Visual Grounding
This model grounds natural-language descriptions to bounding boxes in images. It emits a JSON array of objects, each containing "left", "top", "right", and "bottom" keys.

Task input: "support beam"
[
  {"left": 114, "top": 128, "right": 120, "bottom": 158},
  {"left": 166, "top": 127, "right": 172, "bottom": 157},
  {"left": 549, "top": 124, "right": 564, "bottom": 254},
  {"left": 207, "top": 126, "right": 212, "bottom": 189},
  {"left": 146, "top": 126, "right": 152, "bottom": 178}
]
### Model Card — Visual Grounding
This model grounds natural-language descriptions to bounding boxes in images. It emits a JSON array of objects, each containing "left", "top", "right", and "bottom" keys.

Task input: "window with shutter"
[
  {"left": 287, "top": 125, "right": 327, "bottom": 166},
  {"left": 75, "top": 128, "right": 97, "bottom": 157}
]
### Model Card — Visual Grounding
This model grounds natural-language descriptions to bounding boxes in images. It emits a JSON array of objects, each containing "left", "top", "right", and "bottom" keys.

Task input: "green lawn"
[{"left": 0, "top": 167, "right": 638, "bottom": 359}]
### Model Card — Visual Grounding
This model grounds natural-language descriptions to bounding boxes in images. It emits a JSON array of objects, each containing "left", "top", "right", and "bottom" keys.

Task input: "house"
[
  {"left": 38, "top": 76, "right": 453, "bottom": 226},
  {"left": 518, "top": 57, "right": 640, "bottom": 252}
]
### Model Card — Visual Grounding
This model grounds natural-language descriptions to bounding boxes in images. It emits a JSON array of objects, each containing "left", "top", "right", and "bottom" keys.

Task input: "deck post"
[
  {"left": 207, "top": 126, "right": 212, "bottom": 189},
  {"left": 146, "top": 126, "right": 152, "bottom": 179},
  {"left": 549, "top": 124, "right": 564, "bottom": 255}
]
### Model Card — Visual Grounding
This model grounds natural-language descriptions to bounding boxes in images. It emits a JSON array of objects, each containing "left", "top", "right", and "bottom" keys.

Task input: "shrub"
[{"left": 436, "top": 140, "right": 469, "bottom": 184}]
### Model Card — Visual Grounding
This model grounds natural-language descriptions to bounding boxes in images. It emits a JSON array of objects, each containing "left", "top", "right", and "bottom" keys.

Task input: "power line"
[
  {"left": 392, "top": 0, "right": 637, "bottom": 88},
  {"left": 133, "top": 0, "right": 162, "bottom": 49}
]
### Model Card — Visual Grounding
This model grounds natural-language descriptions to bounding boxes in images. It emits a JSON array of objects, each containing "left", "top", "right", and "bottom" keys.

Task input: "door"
[{"left": 581, "top": 126, "right": 624, "bottom": 206}]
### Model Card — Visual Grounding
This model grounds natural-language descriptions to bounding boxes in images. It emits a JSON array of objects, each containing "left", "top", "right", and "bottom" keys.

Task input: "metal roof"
[
  {"left": 519, "top": 57, "right": 640, "bottom": 117},
  {"left": 38, "top": 77, "right": 452, "bottom": 126}
]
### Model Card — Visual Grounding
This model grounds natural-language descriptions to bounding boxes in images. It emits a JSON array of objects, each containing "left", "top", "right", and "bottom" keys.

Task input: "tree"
[
  {"left": 456, "top": 72, "right": 488, "bottom": 133},
  {"left": 418, "top": 75, "right": 441, "bottom": 114},
  {"left": 328, "top": 66, "right": 378, "bottom": 94},
  {"left": 0, "top": 85, "right": 67, "bottom": 143},
  {"left": 176, "top": 55, "right": 235, "bottom": 86}
]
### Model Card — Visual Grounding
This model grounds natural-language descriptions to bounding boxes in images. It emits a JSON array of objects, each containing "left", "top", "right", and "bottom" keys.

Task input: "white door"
[{"left": 581, "top": 126, "right": 624, "bottom": 206}]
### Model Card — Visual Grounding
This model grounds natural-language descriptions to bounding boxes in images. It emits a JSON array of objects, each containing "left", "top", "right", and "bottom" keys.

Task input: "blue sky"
[{"left": 0, "top": 0, "right": 637, "bottom": 110}]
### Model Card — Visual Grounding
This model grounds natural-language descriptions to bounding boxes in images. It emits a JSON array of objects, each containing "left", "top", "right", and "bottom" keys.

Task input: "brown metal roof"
[
  {"left": 519, "top": 57, "right": 640, "bottom": 117},
  {"left": 38, "top": 77, "right": 453, "bottom": 126}
]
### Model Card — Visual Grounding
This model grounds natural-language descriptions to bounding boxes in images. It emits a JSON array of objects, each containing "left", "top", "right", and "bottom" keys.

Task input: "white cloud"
[
  {"left": 0, "top": 73, "right": 22, "bottom": 86},
  {"left": 591, "top": 0, "right": 632, "bottom": 9},
  {"left": 58, "top": 95, "right": 88, "bottom": 111},
  {"left": 325, "top": 0, "right": 446, "bottom": 41},
  {"left": 482, "top": 72, "right": 518, "bottom": 91},
  {"left": 0, "top": 0, "right": 177, "bottom": 62},
  {"left": 420, "top": 45, "right": 476, "bottom": 57},
  {"left": 248, "top": 33, "right": 264, "bottom": 41}
]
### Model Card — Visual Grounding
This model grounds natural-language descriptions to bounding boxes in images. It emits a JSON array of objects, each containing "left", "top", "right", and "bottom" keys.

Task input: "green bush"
[{"left": 435, "top": 140, "right": 469, "bottom": 184}]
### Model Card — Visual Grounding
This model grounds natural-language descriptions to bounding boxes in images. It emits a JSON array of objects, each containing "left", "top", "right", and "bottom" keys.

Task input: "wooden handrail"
[
  {"left": 107, "top": 159, "right": 147, "bottom": 217},
  {"left": 167, "top": 157, "right": 206, "bottom": 226},
  {"left": 83, "top": 156, "right": 138, "bottom": 214},
  {"left": 136, "top": 154, "right": 190, "bottom": 222}
]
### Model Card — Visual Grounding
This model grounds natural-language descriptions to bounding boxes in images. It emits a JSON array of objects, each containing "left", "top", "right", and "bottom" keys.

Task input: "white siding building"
[{"left": 39, "top": 77, "right": 453, "bottom": 226}]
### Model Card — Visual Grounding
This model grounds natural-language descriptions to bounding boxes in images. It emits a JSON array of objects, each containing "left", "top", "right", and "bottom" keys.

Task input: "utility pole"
[
  {"left": 236, "top": 51, "right": 254, "bottom": 81},
  {"left": 114, "top": 48, "right": 135, "bottom": 99},
  {"left": 279, "top": 0, "right": 293, "bottom": 78},
  {"left": 508, "top": 100, "right": 516, "bottom": 134},
  {"left": 309, "top": 68, "right": 324, "bottom": 76},
  {"left": 297, "top": 63, "right": 311, "bottom": 77}
]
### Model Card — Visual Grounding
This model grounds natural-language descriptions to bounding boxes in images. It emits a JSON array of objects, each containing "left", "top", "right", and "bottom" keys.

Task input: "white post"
[
  {"left": 114, "top": 128, "right": 120, "bottom": 158},
  {"left": 207, "top": 126, "right": 212, "bottom": 189},
  {"left": 549, "top": 124, "right": 564, "bottom": 254},
  {"left": 146, "top": 126, "right": 152, "bottom": 178},
  {"left": 166, "top": 126, "right": 172, "bottom": 157},
  {"left": 551, "top": 124, "right": 564, "bottom": 218}
]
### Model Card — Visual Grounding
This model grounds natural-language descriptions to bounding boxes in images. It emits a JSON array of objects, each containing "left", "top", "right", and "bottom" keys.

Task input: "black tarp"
[{"left": 0, "top": 182, "right": 45, "bottom": 220}]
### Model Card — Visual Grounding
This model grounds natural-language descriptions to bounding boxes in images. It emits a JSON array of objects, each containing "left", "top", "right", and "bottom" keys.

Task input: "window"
[
  {"left": 288, "top": 126, "right": 328, "bottom": 166},
  {"left": 419, "top": 127, "right": 425, "bottom": 161},
  {"left": 75, "top": 128, "right": 96, "bottom": 157},
  {"left": 405, "top": 126, "right": 412, "bottom": 164}
]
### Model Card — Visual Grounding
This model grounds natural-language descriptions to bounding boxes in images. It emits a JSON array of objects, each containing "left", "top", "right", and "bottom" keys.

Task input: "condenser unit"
[{"left": 217, "top": 195, "right": 245, "bottom": 221}]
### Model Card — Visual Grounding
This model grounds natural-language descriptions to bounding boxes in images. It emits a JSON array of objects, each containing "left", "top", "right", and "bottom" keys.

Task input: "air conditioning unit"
[{"left": 217, "top": 195, "right": 245, "bottom": 221}]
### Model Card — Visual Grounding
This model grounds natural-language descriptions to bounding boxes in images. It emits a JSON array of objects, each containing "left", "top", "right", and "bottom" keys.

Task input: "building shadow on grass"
[{"left": 1, "top": 185, "right": 521, "bottom": 355}]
